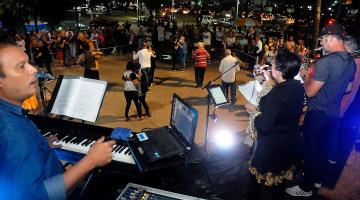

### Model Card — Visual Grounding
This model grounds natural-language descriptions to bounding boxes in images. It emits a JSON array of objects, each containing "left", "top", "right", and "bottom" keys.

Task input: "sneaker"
[
  {"left": 138, "top": 116, "right": 145, "bottom": 121},
  {"left": 125, "top": 117, "right": 130, "bottom": 121},
  {"left": 314, "top": 183, "right": 322, "bottom": 188},
  {"left": 285, "top": 185, "right": 313, "bottom": 197}
]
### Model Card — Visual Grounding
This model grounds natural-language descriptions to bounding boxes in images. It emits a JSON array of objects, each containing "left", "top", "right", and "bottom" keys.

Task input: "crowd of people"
[{"left": 0, "top": 16, "right": 359, "bottom": 200}]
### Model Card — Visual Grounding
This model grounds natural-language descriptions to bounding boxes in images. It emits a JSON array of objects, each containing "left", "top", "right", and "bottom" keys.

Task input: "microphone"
[
  {"left": 313, "top": 47, "right": 323, "bottom": 52},
  {"left": 37, "top": 72, "right": 56, "bottom": 82}
]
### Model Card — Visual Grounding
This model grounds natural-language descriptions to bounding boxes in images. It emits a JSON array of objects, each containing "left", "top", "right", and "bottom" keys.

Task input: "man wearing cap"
[{"left": 286, "top": 23, "right": 357, "bottom": 197}]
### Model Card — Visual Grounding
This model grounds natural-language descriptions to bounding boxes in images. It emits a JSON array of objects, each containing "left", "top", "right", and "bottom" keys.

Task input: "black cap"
[{"left": 320, "top": 23, "right": 347, "bottom": 39}]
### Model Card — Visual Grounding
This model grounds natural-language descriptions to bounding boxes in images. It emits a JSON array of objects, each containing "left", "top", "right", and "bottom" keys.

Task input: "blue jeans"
[
  {"left": 141, "top": 68, "right": 151, "bottom": 86},
  {"left": 178, "top": 54, "right": 186, "bottom": 70},
  {"left": 221, "top": 81, "right": 236, "bottom": 103}
]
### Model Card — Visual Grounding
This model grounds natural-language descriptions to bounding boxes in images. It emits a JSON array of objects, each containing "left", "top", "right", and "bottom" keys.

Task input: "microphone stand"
[
  {"left": 201, "top": 61, "right": 239, "bottom": 153},
  {"left": 38, "top": 79, "right": 48, "bottom": 116}
]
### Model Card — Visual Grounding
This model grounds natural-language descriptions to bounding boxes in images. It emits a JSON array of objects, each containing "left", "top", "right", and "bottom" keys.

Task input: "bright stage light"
[{"left": 214, "top": 129, "right": 235, "bottom": 149}]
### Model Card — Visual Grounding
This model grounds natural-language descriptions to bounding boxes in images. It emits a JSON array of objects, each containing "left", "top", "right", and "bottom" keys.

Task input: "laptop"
[{"left": 132, "top": 94, "right": 198, "bottom": 162}]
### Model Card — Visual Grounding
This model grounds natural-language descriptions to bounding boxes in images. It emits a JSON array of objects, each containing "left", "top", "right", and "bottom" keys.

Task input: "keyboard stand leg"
[{"left": 78, "top": 169, "right": 102, "bottom": 199}]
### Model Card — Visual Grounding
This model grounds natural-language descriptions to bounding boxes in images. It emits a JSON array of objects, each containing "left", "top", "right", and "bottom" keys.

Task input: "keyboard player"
[{"left": 0, "top": 42, "right": 116, "bottom": 200}]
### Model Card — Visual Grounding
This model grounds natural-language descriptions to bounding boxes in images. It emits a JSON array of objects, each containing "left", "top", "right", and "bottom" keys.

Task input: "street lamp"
[
  {"left": 87, "top": 0, "right": 93, "bottom": 21},
  {"left": 236, "top": 0, "right": 239, "bottom": 20}
]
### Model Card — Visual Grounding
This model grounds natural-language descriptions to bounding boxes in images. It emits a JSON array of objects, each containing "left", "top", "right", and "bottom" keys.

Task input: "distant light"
[
  {"left": 334, "top": 0, "right": 338, "bottom": 3},
  {"left": 214, "top": 129, "right": 235, "bottom": 149},
  {"left": 308, "top": 5, "right": 312, "bottom": 10},
  {"left": 328, "top": 7, "right": 332, "bottom": 11},
  {"left": 327, "top": 18, "right": 335, "bottom": 25}
]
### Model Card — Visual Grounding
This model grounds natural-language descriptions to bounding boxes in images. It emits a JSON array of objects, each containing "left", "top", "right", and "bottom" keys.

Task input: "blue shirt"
[{"left": 0, "top": 99, "right": 65, "bottom": 200}]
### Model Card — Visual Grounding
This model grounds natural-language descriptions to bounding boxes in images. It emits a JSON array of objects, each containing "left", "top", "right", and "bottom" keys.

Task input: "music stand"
[{"left": 203, "top": 83, "right": 229, "bottom": 153}]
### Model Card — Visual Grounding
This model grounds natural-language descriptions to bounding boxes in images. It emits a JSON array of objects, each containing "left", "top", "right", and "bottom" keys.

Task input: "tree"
[
  {"left": 0, "top": 0, "right": 76, "bottom": 32},
  {"left": 0, "top": 0, "right": 32, "bottom": 32},
  {"left": 313, "top": 0, "right": 321, "bottom": 49}
]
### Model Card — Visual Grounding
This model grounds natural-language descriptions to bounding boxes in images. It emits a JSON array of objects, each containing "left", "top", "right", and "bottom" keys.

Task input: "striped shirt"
[{"left": 192, "top": 48, "right": 210, "bottom": 68}]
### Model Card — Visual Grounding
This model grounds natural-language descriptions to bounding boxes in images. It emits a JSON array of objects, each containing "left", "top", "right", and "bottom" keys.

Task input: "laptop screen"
[{"left": 170, "top": 94, "right": 198, "bottom": 146}]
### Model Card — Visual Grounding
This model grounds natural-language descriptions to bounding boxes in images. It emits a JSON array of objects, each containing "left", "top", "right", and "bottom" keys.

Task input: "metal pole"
[
  {"left": 172, "top": 0, "right": 175, "bottom": 21},
  {"left": 137, "top": 0, "right": 139, "bottom": 26},
  {"left": 236, "top": 0, "right": 239, "bottom": 31},
  {"left": 236, "top": 0, "right": 239, "bottom": 20},
  {"left": 204, "top": 94, "right": 210, "bottom": 153},
  {"left": 86, "top": 0, "right": 93, "bottom": 21}
]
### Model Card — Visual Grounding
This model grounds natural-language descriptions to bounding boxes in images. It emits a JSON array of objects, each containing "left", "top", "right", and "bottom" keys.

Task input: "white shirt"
[
  {"left": 219, "top": 55, "right": 240, "bottom": 83},
  {"left": 216, "top": 31, "right": 224, "bottom": 42},
  {"left": 225, "top": 37, "right": 236, "bottom": 48},
  {"left": 256, "top": 39, "right": 263, "bottom": 54},
  {"left": 165, "top": 31, "right": 172, "bottom": 41},
  {"left": 123, "top": 70, "right": 137, "bottom": 91},
  {"left": 157, "top": 26, "right": 165, "bottom": 41},
  {"left": 202, "top": 31, "right": 211, "bottom": 46},
  {"left": 133, "top": 48, "right": 154, "bottom": 69}
]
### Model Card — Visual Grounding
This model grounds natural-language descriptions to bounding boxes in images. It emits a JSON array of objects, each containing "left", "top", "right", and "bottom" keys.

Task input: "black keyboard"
[{"left": 150, "top": 128, "right": 183, "bottom": 156}]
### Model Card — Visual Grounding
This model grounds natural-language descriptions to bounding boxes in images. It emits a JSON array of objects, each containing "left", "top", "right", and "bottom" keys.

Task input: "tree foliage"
[{"left": 0, "top": 0, "right": 77, "bottom": 31}]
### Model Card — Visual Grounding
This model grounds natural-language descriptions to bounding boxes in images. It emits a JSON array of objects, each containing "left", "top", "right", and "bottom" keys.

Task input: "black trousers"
[
  {"left": 149, "top": 64, "right": 156, "bottom": 86},
  {"left": 301, "top": 110, "right": 338, "bottom": 191},
  {"left": 194, "top": 67, "right": 206, "bottom": 86},
  {"left": 246, "top": 175, "right": 285, "bottom": 200},
  {"left": 124, "top": 91, "right": 142, "bottom": 118},
  {"left": 84, "top": 69, "right": 99, "bottom": 80},
  {"left": 139, "top": 95, "right": 150, "bottom": 114}
]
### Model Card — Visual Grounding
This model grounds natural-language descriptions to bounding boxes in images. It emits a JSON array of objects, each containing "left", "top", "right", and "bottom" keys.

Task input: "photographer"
[
  {"left": 253, "top": 54, "right": 271, "bottom": 84},
  {"left": 175, "top": 36, "right": 187, "bottom": 71}
]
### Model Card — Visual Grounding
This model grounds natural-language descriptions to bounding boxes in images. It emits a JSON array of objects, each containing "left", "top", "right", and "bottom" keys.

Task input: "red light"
[{"left": 327, "top": 18, "right": 335, "bottom": 25}]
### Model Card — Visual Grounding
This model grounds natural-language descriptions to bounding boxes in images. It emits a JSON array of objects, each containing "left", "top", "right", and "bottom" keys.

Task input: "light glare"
[{"left": 214, "top": 129, "right": 235, "bottom": 149}]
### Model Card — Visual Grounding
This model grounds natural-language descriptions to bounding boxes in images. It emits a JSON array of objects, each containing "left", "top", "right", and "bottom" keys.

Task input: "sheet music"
[
  {"left": 51, "top": 77, "right": 80, "bottom": 116},
  {"left": 51, "top": 76, "right": 107, "bottom": 123},
  {"left": 294, "top": 72, "right": 304, "bottom": 83},
  {"left": 238, "top": 80, "right": 263, "bottom": 106}
]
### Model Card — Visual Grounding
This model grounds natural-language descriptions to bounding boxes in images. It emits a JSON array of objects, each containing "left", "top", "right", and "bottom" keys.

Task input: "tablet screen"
[{"left": 208, "top": 86, "right": 229, "bottom": 106}]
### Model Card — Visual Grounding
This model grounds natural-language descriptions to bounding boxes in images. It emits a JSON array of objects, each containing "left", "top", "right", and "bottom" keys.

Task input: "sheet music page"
[
  {"left": 51, "top": 76, "right": 80, "bottom": 116},
  {"left": 294, "top": 72, "right": 304, "bottom": 83},
  {"left": 65, "top": 77, "right": 107, "bottom": 123},
  {"left": 238, "top": 80, "right": 263, "bottom": 106},
  {"left": 50, "top": 76, "right": 107, "bottom": 123}
]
